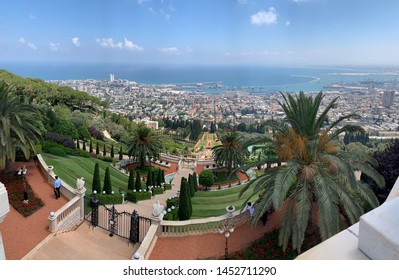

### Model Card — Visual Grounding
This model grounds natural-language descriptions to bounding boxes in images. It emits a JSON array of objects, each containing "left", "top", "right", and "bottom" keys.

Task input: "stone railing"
[
  {"left": 160, "top": 209, "right": 249, "bottom": 236},
  {"left": 36, "top": 154, "right": 86, "bottom": 233},
  {"left": 132, "top": 208, "right": 250, "bottom": 260},
  {"left": 159, "top": 153, "right": 180, "bottom": 163}
]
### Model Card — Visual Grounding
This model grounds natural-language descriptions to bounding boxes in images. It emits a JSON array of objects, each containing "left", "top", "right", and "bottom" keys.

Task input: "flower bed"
[
  {"left": 0, "top": 174, "right": 44, "bottom": 217},
  {"left": 228, "top": 228, "right": 299, "bottom": 260}
]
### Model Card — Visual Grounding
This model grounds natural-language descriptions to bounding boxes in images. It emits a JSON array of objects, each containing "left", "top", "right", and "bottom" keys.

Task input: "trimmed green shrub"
[
  {"left": 152, "top": 187, "right": 164, "bottom": 196},
  {"left": 126, "top": 190, "right": 152, "bottom": 203},
  {"left": 96, "top": 193, "right": 123, "bottom": 204},
  {"left": 97, "top": 156, "right": 113, "bottom": 162},
  {"left": 103, "top": 167, "right": 112, "bottom": 194},
  {"left": 92, "top": 163, "right": 101, "bottom": 194},
  {"left": 163, "top": 183, "right": 172, "bottom": 191},
  {"left": 77, "top": 150, "right": 91, "bottom": 158},
  {"left": 163, "top": 208, "right": 178, "bottom": 221},
  {"left": 178, "top": 177, "right": 191, "bottom": 220},
  {"left": 166, "top": 197, "right": 179, "bottom": 209},
  {"left": 48, "top": 147, "right": 67, "bottom": 157},
  {"left": 127, "top": 171, "right": 135, "bottom": 191}
]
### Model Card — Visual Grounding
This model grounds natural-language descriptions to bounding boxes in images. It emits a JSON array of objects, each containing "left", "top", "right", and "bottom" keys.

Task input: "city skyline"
[{"left": 1, "top": 0, "right": 399, "bottom": 66}]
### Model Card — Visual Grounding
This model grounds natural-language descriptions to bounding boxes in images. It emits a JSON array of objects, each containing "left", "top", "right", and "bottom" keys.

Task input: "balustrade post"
[{"left": 75, "top": 187, "right": 86, "bottom": 221}]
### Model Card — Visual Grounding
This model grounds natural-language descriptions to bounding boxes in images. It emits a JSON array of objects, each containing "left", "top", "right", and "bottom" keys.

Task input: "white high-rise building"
[{"left": 109, "top": 74, "right": 115, "bottom": 83}]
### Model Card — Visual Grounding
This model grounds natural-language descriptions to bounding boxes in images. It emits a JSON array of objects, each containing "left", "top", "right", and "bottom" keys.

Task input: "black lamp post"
[{"left": 218, "top": 220, "right": 235, "bottom": 260}]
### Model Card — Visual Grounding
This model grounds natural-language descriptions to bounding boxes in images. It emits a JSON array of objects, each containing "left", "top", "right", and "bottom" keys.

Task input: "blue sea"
[{"left": 1, "top": 62, "right": 398, "bottom": 93}]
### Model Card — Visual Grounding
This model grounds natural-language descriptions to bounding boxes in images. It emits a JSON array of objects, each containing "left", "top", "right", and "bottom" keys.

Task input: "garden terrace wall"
[{"left": 37, "top": 154, "right": 86, "bottom": 233}]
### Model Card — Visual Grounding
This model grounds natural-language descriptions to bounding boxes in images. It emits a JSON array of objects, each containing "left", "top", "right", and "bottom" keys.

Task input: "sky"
[{"left": 1, "top": 0, "right": 399, "bottom": 66}]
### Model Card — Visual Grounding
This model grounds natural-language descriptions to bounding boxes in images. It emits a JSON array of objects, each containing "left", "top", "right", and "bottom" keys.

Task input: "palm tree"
[
  {"left": 127, "top": 123, "right": 162, "bottom": 168},
  {"left": 0, "top": 81, "right": 44, "bottom": 172},
  {"left": 240, "top": 91, "right": 385, "bottom": 252},
  {"left": 211, "top": 131, "right": 248, "bottom": 175}
]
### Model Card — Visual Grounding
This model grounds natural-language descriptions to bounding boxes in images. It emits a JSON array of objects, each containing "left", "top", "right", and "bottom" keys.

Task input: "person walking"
[{"left": 54, "top": 175, "right": 61, "bottom": 199}]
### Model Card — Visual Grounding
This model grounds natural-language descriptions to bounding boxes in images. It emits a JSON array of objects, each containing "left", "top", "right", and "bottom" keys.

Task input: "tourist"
[
  {"left": 54, "top": 175, "right": 61, "bottom": 199},
  {"left": 247, "top": 202, "right": 254, "bottom": 217},
  {"left": 261, "top": 210, "right": 268, "bottom": 226}
]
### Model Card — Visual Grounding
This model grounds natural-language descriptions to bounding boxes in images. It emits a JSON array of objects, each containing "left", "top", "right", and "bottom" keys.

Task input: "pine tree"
[
  {"left": 135, "top": 171, "right": 142, "bottom": 192},
  {"left": 89, "top": 140, "right": 93, "bottom": 153},
  {"left": 103, "top": 167, "right": 112, "bottom": 194},
  {"left": 119, "top": 146, "right": 123, "bottom": 160},
  {"left": 103, "top": 143, "right": 106, "bottom": 156},
  {"left": 178, "top": 177, "right": 191, "bottom": 221},
  {"left": 92, "top": 163, "right": 101, "bottom": 194},
  {"left": 127, "top": 170, "right": 135, "bottom": 191},
  {"left": 96, "top": 142, "right": 99, "bottom": 155},
  {"left": 110, "top": 144, "right": 114, "bottom": 158}
]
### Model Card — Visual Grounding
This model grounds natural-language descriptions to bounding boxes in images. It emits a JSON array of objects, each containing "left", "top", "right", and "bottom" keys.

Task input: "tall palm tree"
[
  {"left": 127, "top": 122, "right": 162, "bottom": 168},
  {"left": 0, "top": 81, "right": 44, "bottom": 172},
  {"left": 240, "top": 91, "right": 385, "bottom": 252},
  {"left": 211, "top": 131, "right": 248, "bottom": 175}
]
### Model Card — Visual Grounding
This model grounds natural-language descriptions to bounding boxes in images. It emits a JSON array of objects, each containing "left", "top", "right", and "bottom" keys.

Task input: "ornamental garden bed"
[{"left": 0, "top": 174, "right": 44, "bottom": 217}]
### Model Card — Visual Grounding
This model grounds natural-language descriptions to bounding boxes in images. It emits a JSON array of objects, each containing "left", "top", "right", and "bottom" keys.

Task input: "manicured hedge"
[
  {"left": 166, "top": 197, "right": 179, "bottom": 209},
  {"left": 163, "top": 208, "right": 178, "bottom": 221},
  {"left": 126, "top": 190, "right": 152, "bottom": 203},
  {"left": 152, "top": 187, "right": 164, "bottom": 196},
  {"left": 96, "top": 193, "right": 123, "bottom": 205},
  {"left": 163, "top": 183, "right": 172, "bottom": 191}
]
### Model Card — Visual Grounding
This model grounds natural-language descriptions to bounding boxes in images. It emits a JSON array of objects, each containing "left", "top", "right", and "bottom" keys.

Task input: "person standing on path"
[{"left": 54, "top": 175, "right": 61, "bottom": 199}]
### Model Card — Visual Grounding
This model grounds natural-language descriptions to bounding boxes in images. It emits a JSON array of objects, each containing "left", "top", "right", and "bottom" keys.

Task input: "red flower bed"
[
  {"left": 228, "top": 228, "right": 299, "bottom": 260},
  {"left": 0, "top": 174, "right": 44, "bottom": 217}
]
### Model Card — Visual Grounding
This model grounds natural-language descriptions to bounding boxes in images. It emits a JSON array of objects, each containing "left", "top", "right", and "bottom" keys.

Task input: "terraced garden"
[{"left": 41, "top": 153, "right": 129, "bottom": 194}]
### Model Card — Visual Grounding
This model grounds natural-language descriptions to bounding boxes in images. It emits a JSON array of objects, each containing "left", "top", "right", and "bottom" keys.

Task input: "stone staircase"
[{"left": 24, "top": 221, "right": 139, "bottom": 260}]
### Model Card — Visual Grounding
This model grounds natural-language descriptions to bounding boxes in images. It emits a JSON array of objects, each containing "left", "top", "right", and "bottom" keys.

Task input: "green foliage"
[
  {"left": 47, "top": 147, "right": 67, "bottom": 157},
  {"left": 127, "top": 170, "right": 135, "bottom": 191},
  {"left": 82, "top": 140, "right": 86, "bottom": 151},
  {"left": 96, "top": 193, "right": 123, "bottom": 205},
  {"left": 126, "top": 190, "right": 151, "bottom": 203},
  {"left": 97, "top": 156, "right": 113, "bottom": 162},
  {"left": 163, "top": 183, "right": 172, "bottom": 191},
  {"left": 92, "top": 163, "right": 101, "bottom": 194},
  {"left": 178, "top": 177, "right": 192, "bottom": 220},
  {"left": 110, "top": 144, "right": 114, "bottom": 158},
  {"left": 76, "top": 139, "right": 80, "bottom": 149},
  {"left": 119, "top": 146, "right": 123, "bottom": 160},
  {"left": 51, "top": 118, "right": 79, "bottom": 140},
  {"left": 103, "top": 167, "right": 112, "bottom": 194},
  {"left": 152, "top": 187, "right": 164, "bottom": 195},
  {"left": 96, "top": 141, "right": 99, "bottom": 155},
  {"left": 166, "top": 197, "right": 179, "bottom": 208},
  {"left": 163, "top": 208, "right": 179, "bottom": 221},
  {"left": 135, "top": 171, "right": 142, "bottom": 192},
  {"left": 103, "top": 143, "right": 106, "bottom": 156},
  {"left": 199, "top": 169, "right": 215, "bottom": 191},
  {"left": 89, "top": 140, "right": 93, "bottom": 153}
]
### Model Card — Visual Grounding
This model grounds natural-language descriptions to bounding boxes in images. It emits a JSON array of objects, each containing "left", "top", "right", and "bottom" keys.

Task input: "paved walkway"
[{"left": 1, "top": 160, "right": 281, "bottom": 260}]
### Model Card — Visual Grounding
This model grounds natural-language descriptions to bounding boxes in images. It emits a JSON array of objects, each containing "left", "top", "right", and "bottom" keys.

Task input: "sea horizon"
[{"left": 1, "top": 62, "right": 399, "bottom": 94}]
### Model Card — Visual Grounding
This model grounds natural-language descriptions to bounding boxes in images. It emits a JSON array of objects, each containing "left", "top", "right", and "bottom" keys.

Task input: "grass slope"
[
  {"left": 191, "top": 184, "right": 254, "bottom": 218},
  {"left": 42, "top": 153, "right": 129, "bottom": 194}
]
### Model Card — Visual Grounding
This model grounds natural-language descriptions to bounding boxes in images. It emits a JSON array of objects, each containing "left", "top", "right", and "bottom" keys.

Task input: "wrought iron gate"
[{"left": 84, "top": 196, "right": 151, "bottom": 244}]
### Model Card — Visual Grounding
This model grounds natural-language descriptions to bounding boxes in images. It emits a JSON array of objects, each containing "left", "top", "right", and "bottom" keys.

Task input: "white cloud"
[
  {"left": 250, "top": 8, "right": 278, "bottom": 26},
  {"left": 18, "top": 37, "right": 37, "bottom": 50},
  {"left": 96, "top": 37, "right": 143, "bottom": 51},
  {"left": 286, "top": 21, "right": 291, "bottom": 26},
  {"left": 72, "top": 37, "right": 80, "bottom": 47},
  {"left": 124, "top": 38, "right": 144, "bottom": 51},
  {"left": 49, "top": 42, "right": 61, "bottom": 51},
  {"left": 161, "top": 47, "right": 180, "bottom": 55}
]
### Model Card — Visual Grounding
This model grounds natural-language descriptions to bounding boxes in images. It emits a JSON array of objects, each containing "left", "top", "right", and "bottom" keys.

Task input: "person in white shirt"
[{"left": 247, "top": 202, "right": 254, "bottom": 217}]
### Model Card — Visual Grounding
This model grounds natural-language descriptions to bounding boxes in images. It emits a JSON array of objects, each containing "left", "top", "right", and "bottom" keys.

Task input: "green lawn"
[
  {"left": 41, "top": 153, "right": 130, "bottom": 195},
  {"left": 191, "top": 184, "right": 255, "bottom": 218}
]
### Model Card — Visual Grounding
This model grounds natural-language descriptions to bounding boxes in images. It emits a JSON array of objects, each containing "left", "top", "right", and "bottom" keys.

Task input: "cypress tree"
[
  {"left": 92, "top": 163, "right": 101, "bottom": 194},
  {"left": 146, "top": 170, "right": 152, "bottom": 191},
  {"left": 89, "top": 140, "right": 93, "bottom": 153},
  {"left": 96, "top": 142, "right": 99, "bottom": 155},
  {"left": 135, "top": 171, "right": 142, "bottom": 192},
  {"left": 127, "top": 170, "right": 135, "bottom": 191},
  {"left": 110, "top": 144, "right": 114, "bottom": 158},
  {"left": 188, "top": 174, "right": 195, "bottom": 197},
  {"left": 151, "top": 169, "right": 156, "bottom": 187},
  {"left": 156, "top": 168, "right": 162, "bottom": 187},
  {"left": 76, "top": 138, "right": 80, "bottom": 149},
  {"left": 103, "top": 143, "right": 106, "bottom": 156},
  {"left": 161, "top": 169, "right": 166, "bottom": 183},
  {"left": 82, "top": 140, "right": 86, "bottom": 151},
  {"left": 119, "top": 146, "right": 123, "bottom": 160},
  {"left": 178, "top": 177, "right": 191, "bottom": 221},
  {"left": 192, "top": 172, "right": 198, "bottom": 192},
  {"left": 103, "top": 167, "right": 112, "bottom": 194}
]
